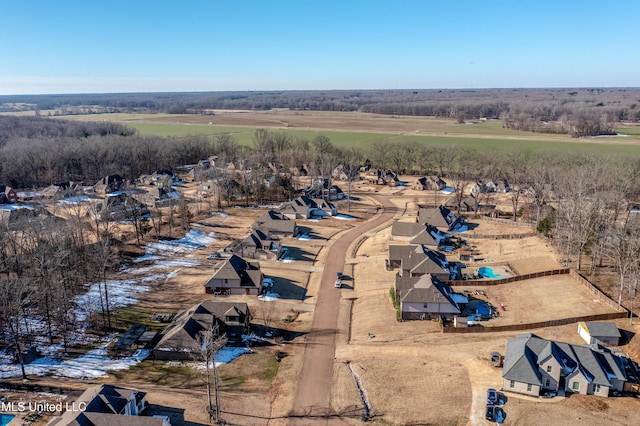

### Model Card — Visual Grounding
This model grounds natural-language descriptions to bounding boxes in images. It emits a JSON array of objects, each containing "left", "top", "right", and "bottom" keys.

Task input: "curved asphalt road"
[{"left": 289, "top": 194, "right": 397, "bottom": 424}]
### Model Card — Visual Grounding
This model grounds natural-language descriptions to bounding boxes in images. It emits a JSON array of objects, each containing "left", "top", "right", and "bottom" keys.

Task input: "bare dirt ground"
[
  {"left": 331, "top": 188, "right": 640, "bottom": 425},
  {"left": 7, "top": 179, "right": 640, "bottom": 426}
]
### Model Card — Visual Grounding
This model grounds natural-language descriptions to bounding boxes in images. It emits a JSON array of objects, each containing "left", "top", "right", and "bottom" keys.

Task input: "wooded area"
[
  {"left": 1, "top": 108, "right": 640, "bottom": 376},
  {"left": 3, "top": 87, "right": 640, "bottom": 136}
]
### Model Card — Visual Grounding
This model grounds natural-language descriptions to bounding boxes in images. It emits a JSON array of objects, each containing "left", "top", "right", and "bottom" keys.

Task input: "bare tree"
[
  {"left": 0, "top": 278, "right": 31, "bottom": 379},
  {"left": 338, "top": 147, "right": 363, "bottom": 212},
  {"left": 197, "top": 327, "right": 228, "bottom": 424},
  {"left": 604, "top": 222, "right": 640, "bottom": 307}
]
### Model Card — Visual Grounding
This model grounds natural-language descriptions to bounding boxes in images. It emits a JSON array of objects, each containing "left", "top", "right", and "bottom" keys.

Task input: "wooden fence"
[
  {"left": 446, "top": 268, "right": 569, "bottom": 287},
  {"left": 442, "top": 268, "right": 628, "bottom": 333},
  {"left": 480, "top": 216, "right": 537, "bottom": 228},
  {"left": 465, "top": 232, "right": 537, "bottom": 240},
  {"left": 443, "top": 311, "right": 627, "bottom": 333}
]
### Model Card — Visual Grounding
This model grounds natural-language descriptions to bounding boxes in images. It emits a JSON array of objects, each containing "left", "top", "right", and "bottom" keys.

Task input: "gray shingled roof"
[
  {"left": 417, "top": 205, "right": 457, "bottom": 229},
  {"left": 503, "top": 334, "right": 626, "bottom": 387},
  {"left": 396, "top": 274, "right": 460, "bottom": 313},
  {"left": 585, "top": 322, "right": 621, "bottom": 338},
  {"left": 391, "top": 221, "right": 423, "bottom": 238}
]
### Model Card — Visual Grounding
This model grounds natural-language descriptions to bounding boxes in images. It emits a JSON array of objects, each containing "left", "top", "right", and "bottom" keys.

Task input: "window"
[
  {"left": 594, "top": 384, "right": 601, "bottom": 393},
  {"left": 546, "top": 365, "right": 552, "bottom": 373},
  {"left": 527, "top": 383, "right": 532, "bottom": 392},
  {"left": 509, "top": 380, "right": 515, "bottom": 389},
  {"left": 572, "top": 382, "right": 580, "bottom": 391},
  {"left": 545, "top": 379, "right": 550, "bottom": 388}
]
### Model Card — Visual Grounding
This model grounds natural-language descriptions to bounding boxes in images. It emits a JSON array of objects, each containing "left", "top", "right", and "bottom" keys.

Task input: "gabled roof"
[
  {"left": 388, "top": 245, "right": 416, "bottom": 262},
  {"left": 410, "top": 229, "right": 439, "bottom": 247},
  {"left": 503, "top": 334, "right": 627, "bottom": 387},
  {"left": 417, "top": 205, "right": 457, "bottom": 229},
  {"left": 391, "top": 221, "right": 423, "bottom": 238},
  {"left": 584, "top": 322, "right": 621, "bottom": 338},
  {"left": 396, "top": 274, "right": 460, "bottom": 312},
  {"left": 155, "top": 301, "right": 250, "bottom": 353},
  {"left": 208, "top": 255, "right": 262, "bottom": 287},
  {"left": 401, "top": 246, "right": 449, "bottom": 275},
  {"left": 502, "top": 334, "right": 544, "bottom": 385}
]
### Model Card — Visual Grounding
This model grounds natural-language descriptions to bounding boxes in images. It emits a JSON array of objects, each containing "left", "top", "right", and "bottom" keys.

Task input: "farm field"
[{"left": 51, "top": 110, "right": 640, "bottom": 155}]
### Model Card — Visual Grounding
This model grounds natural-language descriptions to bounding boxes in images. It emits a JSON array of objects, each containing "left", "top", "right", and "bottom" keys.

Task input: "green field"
[
  {"left": 41, "top": 111, "right": 640, "bottom": 156},
  {"left": 120, "top": 121, "right": 640, "bottom": 156}
]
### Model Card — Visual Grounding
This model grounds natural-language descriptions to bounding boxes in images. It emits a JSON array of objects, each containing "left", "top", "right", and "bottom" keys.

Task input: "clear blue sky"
[{"left": 1, "top": 0, "right": 638, "bottom": 94}]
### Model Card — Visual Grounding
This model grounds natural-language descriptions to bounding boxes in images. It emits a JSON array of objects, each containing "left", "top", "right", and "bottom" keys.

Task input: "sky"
[{"left": 1, "top": 0, "right": 639, "bottom": 95}]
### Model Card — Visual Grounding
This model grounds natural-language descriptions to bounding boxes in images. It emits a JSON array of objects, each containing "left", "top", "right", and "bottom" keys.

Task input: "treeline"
[
  {"left": 0, "top": 116, "right": 213, "bottom": 188},
  {"left": 3, "top": 88, "right": 640, "bottom": 131}
]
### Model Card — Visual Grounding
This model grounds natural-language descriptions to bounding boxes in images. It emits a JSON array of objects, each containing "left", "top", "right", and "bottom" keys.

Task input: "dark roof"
[
  {"left": 502, "top": 334, "right": 626, "bottom": 387},
  {"left": 154, "top": 301, "right": 250, "bottom": 353},
  {"left": 208, "top": 255, "right": 262, "bottom": 287},
  {"left": 418, "top": 205, "right": 457, "bottom": 229},
  {"left": 391, "top": 221, "right": 423, "bottom": 238},
  {"left": 388, "top": 245, "right": 416, "bottom": 262},
  {"left": 584, "top": 322, "right": 621, "bottom": 338},
  {"left": 395, "top": 274, "right": 460, "bottom": 312}
]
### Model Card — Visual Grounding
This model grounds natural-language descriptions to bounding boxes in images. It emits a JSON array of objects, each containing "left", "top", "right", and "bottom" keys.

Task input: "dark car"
[
  {"left": 485, "top": 404, "right": 495, "bottom": 421},
  {"left": 337, "top": 271, "right": 343, "bottom": 279},
  {"left": 487, "top": 388, "right": 498, "bottom": 405}
]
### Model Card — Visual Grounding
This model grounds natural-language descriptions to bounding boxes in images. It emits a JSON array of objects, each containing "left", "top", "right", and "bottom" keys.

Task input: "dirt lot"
[
  {"left": 334, "top": 188, "right": 640, "bottom": 425},
  {"left": 7, "top": 179, "right": 640, "bottom": 426}
]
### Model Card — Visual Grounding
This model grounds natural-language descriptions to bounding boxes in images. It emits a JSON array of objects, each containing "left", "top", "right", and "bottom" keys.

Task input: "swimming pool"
[
  {"left": 0, "top": 414, "right": 15, "bottom": 426},
  {"left": 478, "top": 267, "right": 504, "bottom": 279}
]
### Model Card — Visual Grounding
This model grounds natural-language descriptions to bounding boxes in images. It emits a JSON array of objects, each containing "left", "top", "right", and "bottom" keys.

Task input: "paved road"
[{"left": 289, "top": 195, "right": 397, "bottom": 424}]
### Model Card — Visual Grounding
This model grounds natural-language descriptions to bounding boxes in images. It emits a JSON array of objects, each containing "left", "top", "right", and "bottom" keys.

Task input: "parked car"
[
  {"left": 487, "top": 388, "right": 498, "bottom": 405},
  {"left": 335, "top": 279, "right": 342, "bottom": 288},
  {"left": 337, "top": 271, "right": 343, "bottom": 279},
  {"left": 485, "top": 404, "right": 495, "bottom": 421}
]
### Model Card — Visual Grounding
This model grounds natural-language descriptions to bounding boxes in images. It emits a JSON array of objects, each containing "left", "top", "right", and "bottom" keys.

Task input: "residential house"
[
  {"left": 502, "top": 333, "right": 626, "bottom": 397},
  {"left": 277, "top": 195, "right": 338, "bottom": 220},
  {"left": 225, "top": 228, "right": 283, "bottom": 260},
  {"left": 410, "top": 224, "right": 450, "bottom": 249},
  {"left": 445, "top": 194, "right": 479, "bottom": 213},
  {"left": 253, "top": 210, "right": 298, "bottom": 238},
  {"left": 578, "top": 322, "right": 621, "bottom": 346},
  {"left": 94, "top": 192, "right": 149, "bottom": 221},
  {"left": 305, "top": 180, "right": 345, "bottom": 201},
  {"left": 41, "top": 181, "right": 83, "bottom": 200},
  {"left": 93, "top": 174, "right": 130, "bottom": 194},
  {"left": 390, "top": 221, "right": 424, "bottom": 241},
  {"left": 204, "top": 254, "right": 263, "bottom": 295},
  {"left": 153, "top": 301, "right": 251, "bottom": 360},
  {"left": 47, "top": 384, "right": 168, "bottom": 426},
  {"left": 0, "top": 185, "right": 17, "bottom": 204},
  {"left": 417, "top": 205, "right": 460, "bottom": 231},
  {"left": 413, "top": 176, "right": 446, "bottom": 191},
  {"left": 470, "top": 179, "right": 498, "bottom": 194},
  {"left": 366, "top": 169, "right": 400, "bottom": 186},
  {"left": 0, "top": 205, "right": 50, "bottom": 228},
  {"left": 132, "top": 187, "right": 182, "bottom": 208},
  {"left": 398, "top": 245, "right": 454, "bottom": 281},
  {"left": 387, "top": 245, "right": 417, "bottom": 269},
  {"left": 394, "top": 274, "right": 461, "bottom": 320}
]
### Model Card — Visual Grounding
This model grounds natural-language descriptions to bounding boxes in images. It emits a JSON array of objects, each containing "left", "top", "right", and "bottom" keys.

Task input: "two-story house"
[
  {"left": 502, "top": 334, "right": 626, "bottom": 397},
  {"left": 204, "top": 254, "right": 263, "bottom": 295}
]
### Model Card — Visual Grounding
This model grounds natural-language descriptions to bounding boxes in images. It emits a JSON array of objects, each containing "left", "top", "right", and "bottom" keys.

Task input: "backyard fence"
[
  {"left": 465, "top": 231, "right": 537, "bottom": 240},
  {"left": 480, "top": 216, "right": 537, "bottom": 228},
  {"left": 442, "top": 311, "right": 627, "bottom": 333},
  {"left": 442, "top": 268, "right": 628, "bottom": 333},
  {"left": 446, "top": 268, "right": 569, "bottom": 287}
]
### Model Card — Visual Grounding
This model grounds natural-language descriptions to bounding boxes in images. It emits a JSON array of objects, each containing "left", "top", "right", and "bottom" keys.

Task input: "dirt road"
[{"left": 289, "top": 195, "right": 397, "bottom": 424}]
